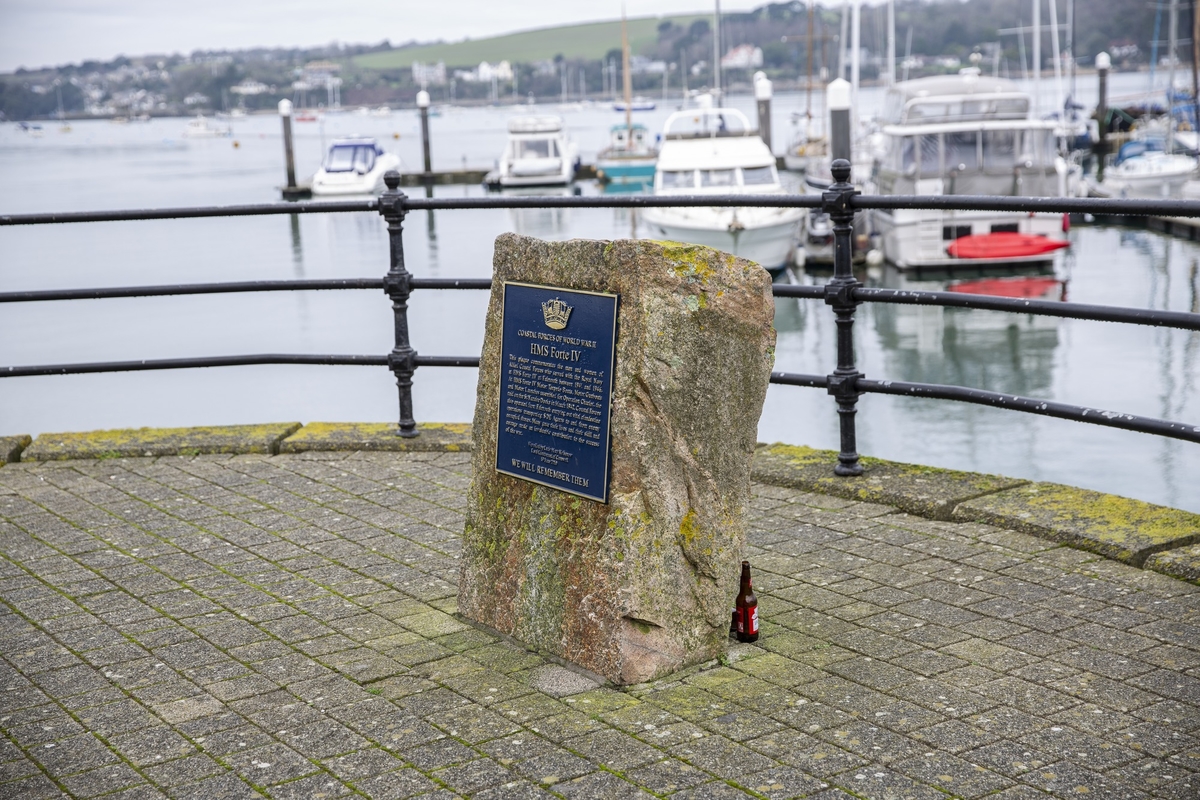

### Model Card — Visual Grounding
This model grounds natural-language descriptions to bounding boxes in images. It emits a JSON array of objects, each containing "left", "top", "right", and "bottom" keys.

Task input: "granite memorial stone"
[{"left": 460, "top": 233, "right": 776, "bottom": 684}]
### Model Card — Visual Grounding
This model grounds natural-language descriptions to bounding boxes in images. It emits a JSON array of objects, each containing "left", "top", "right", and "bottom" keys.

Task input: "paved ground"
[{"left": 0, "top": 451, "right": 1197, "bottom": 800}]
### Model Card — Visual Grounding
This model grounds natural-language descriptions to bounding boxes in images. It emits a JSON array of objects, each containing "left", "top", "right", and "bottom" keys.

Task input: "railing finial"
[
  {"left": 830, "top": 158, "right": 852, "bottom": 186},
  {"left": 383, "top": 170, "right": 401, "bottom": 192}
]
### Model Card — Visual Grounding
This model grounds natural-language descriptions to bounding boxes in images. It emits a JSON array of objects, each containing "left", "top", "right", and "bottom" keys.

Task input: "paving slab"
[
  {"left": 1144, "top": 543, "right": 1200, "bottom": 583},
  {"left": 22, "top": 423, "right": 301, "bottom": 460},
  {"left": 0, "top": 434, "right": 31, "bottom": 464},
  {"left": 0, "top": 450, "right": 1196, "bottom": 800}
]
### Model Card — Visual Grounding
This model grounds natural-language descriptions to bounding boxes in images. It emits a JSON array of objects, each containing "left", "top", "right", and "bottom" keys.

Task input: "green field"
[{"left": 355, "top": 15, "right": 707, "bottom": 70}]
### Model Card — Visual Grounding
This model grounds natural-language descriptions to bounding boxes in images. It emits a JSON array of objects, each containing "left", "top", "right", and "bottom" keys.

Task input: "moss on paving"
[
  {"left": 956, "top": 483, "right": 1200, "bottom": 567},
  {"left": 22, "top": 423, "right": 301, "bottom": 460},
  {"left": 751, "top": 443, "right": 1026, "bottom": 520},
  {"left": 279, "top": 421, "right": 473, "bottom": 453}
]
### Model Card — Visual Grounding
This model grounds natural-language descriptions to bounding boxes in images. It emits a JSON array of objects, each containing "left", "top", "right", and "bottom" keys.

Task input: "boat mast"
[
  {"left": 622, "top": 5, "right": 633, "bottom": 136},
  {"left": 1049, "top": 0, "right": 1064, "bottom": 120},
  {"left": 806, "top": 0, "right": 815, "bottom": 139},
  {"left": 1169, "top": 0, "right": 1178, "bottom": 153},
  {"left": 887, "top": 0, "right": 896, "bottom": 86},
  {"left": 1066, "top": 0, "right": 1075, "bottom": 100},
  {"left": 713, "top": 0, "right": 722, "bottom": 100},
  {"left": 850, "top": 0, "right": 861, "bottom": 131},
  {"left": 1032, "top": 0, "right": 1041, "bottom": 117}
]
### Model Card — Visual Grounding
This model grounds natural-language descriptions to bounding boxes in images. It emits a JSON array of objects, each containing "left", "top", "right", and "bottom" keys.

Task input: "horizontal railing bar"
[
  {"left": 3, "top": 355, "right": 387, "bottom": 377},
  {"left": 854, "top": 193, "right": 1200, "bottom": 217},
  {"left": 0, "top": 279, "right": 387, "bottom": 303},
  {"left": 770, "top": 371, "right": 829, "bottom": 387},
  {"left": 857, "top": 378, "right": 1200, "bottom": 443},
  {"left": 0, "top": 200, "right": 379, "bottom": 226},
  {"left": 410, "top": 278, "right": 493, "bottom": 290},
  {"left": 400, "top": 195, "right": 825, "bottom": 210},
  {"left": 5, "top": 193, "right": 1200, "bottom": 227},
  {"left": 416, "top": 355, "right": 480, "bottom": 367},
  {"left": 0, "top": 353, "right": 479, "bottom": 378},
  {"left": 769, "top": 285, "right": 826, "bottom": 299},
  {"left": 0, "top": 278, "right": 494, "bottom": 304},
  {"left": 6, "top": 280, "right": 1190, "bottom": 335},
  {"left": 853, "top": 287, "right": 1200, "bottom": 331}
]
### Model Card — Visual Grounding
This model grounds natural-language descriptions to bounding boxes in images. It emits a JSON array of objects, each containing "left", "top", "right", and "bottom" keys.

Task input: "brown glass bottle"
[{"left": 735, "top": 560, "right": 759, "bottom": 643}]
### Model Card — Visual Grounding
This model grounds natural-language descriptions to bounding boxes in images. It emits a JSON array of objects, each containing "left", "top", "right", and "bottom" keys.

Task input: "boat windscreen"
[
  {"left": 700, "top": 169, "right": 737, "bottom": 188},
  {"left": 660, "top": 170, "right": 695, "bottom": 189},
  {"left": 741, "top": 166, "right": 775, "bottom": 185},
  {"left": 514, "top": 139, "right": 555, "bottom": 159},
  {"left": 325, "top": 145, "right": 377, "bottom": 173}
]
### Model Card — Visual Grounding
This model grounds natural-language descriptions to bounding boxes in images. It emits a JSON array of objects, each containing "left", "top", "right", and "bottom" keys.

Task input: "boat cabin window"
[
  {"left": 325, "top": 144, "right": 377, "bottom": 173},
  {"left": 983, "top": 131, "right": 1017, "bottom": 169},
  {"left": 741, "top": 166, "right": 776, "bottom": 185},
  {"left": 700, "top": 169, "right": 736, "bottom": 188},
  {"left": 513, "top": 138, "right": 557, "bottom": 159},
  {"left": 660, "top": 170, "right": 695, "bottom": 189},
  {"left": 919, "top": 134, "right": 942, "bottom": 175},
  {"left": 945, "top": 131, "right": 979, "bottom": 171},
  {"left": 1018, "top": 130, "right": 1056, "bottom": 168}
]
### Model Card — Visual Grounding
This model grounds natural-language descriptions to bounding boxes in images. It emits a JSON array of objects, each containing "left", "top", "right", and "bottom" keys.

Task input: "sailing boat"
[
  {"left": 782, "top": 0, "right": 827, "bottom": 172},
  {"left": 595, "top": 6, "right": 659, "bottom": 186}
]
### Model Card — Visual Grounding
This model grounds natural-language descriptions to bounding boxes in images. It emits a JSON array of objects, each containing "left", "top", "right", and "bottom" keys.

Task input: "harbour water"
[{"left": 1, "top": 75, "right": 1198, "bottom": 512}]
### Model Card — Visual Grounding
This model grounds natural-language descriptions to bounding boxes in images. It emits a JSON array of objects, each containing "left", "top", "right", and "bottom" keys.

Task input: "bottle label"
[{"left": 741, "top": 605, "right": 758, "bottom": 636}]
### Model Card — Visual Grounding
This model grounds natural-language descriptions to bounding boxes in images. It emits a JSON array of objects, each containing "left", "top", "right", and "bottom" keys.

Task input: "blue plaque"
[{"left": 496, "top": 282, "right": 618, "bottom": 503}]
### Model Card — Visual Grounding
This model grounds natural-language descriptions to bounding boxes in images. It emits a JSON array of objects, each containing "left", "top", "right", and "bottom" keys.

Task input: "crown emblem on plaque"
[{"left": 541, "top": 297, "right": 572, "bottom": 330}]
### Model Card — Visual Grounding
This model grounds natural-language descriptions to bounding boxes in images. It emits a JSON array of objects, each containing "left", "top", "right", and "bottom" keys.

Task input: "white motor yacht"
[
  {"left": 642, "top": 107, "right": 804, "bottom": 274},
  {"left": 486, "top": 116, "right": 577, "bottom": 189},
  {"left": 310, "top": 138, "right": 403, "bottom": 196},
  {"left": 869, "top": 69, "right": 1076, "bottom": 269}
]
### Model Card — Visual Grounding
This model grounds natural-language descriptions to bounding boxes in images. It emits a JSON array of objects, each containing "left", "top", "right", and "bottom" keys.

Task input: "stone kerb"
[{"left": 459, "top": 234, "right": 776, "bottom": 685}]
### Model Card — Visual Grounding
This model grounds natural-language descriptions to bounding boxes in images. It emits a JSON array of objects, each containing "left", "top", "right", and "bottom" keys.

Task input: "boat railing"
[{"left": 2, "top": 162, "right": 1199, "bottom": 476}]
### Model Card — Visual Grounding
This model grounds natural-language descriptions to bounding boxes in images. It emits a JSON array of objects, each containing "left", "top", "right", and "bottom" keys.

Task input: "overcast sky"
[{"left": 0, "top": 1, "right": 772, "bottom": 73}]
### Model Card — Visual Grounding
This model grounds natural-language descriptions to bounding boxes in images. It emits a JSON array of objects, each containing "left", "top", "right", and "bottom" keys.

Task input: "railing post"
[
  {"left": 379, "top": 170, "right": 419, "bottom": 437},
  {"left": 822, "top": 158, "right": 863, "bottom": 476}
]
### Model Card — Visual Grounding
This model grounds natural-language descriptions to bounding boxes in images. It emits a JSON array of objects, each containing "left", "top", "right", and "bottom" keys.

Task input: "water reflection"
[
  {"left": 869, "top": 265, "right": 1062, "bottom": 397},
  {"left": 499, "top": 185, "right": 575, "bottom": 238},
  {"left": 424, "top": 185, "right": 439, "bottom": 273},
  {"left": 288, "top": 213, "right": 304, "bottom": 277}
]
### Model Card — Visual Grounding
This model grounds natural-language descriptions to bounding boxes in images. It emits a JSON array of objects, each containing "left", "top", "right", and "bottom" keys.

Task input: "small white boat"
[
  {"left": 642, "top": 106, "right": 804, "bottom": 273},
  {"left": 486, "top": 116, "right": 577, "bottom": 188},
  {"left": 1091, "top": 138, "right": 1198, "bottom": 199},
  {"left": 612, "top": 97, "right": 656, "bottom": 112},
  {"left": 182, "top": 116, "right": 232, "bottom": 138},
  {"left": 310, "top": 138, "right": 403, "bottom": 196}
]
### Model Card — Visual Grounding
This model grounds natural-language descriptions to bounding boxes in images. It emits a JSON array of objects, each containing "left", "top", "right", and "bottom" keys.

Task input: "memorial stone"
[{"left": 460, "top": 234, "right": 776, "bottom": 684}]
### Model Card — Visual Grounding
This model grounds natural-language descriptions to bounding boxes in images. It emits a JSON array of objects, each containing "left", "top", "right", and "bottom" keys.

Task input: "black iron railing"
[{"left": 3, "top": 164, "right": 1199, "bottom": 472}]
